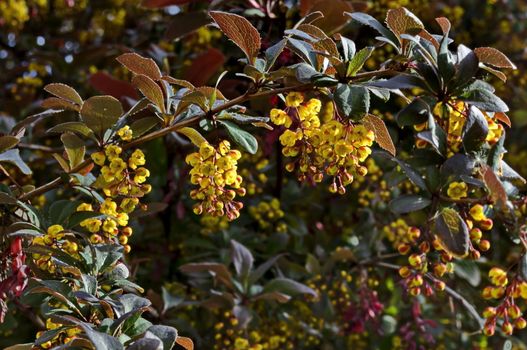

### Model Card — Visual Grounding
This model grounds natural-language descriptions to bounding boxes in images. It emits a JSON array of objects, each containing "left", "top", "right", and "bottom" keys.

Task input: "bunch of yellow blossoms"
[
  {"left": 416, "top": 101, "right": 504, "bottom": 157},
  {"left": 80, "top": 126, "right": 150, "bottom": 252},
  {"left": 36, "top": 319, "right": 81, "bottom": 349},
  {"left": 249, "top": 198, "right": 287, "bottom": 233},
  {"left": 31, "top": 224, "right": 78, "bottom": 273},
  {"left": 482, "top": 269, "right": 527, "bottom": 336},
  {"left": 185, "top": 140, "right": 246, "bottom": 221},
  {"left": 271, "top": 92, "right": 375, "bottom": 194}
]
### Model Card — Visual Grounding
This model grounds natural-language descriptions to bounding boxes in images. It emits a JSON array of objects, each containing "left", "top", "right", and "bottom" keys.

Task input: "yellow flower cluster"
[
  {"left": 482, "top": 273, "right": 527, "bottom": 336},
  {"left": 382, "top": 219, "right": 421, "bottom": 250},
  {"left": 0, "top": 0, "right": 29, "bottom": 29},
  {"left": 31, "top": 224, "right": 78, "bottom": 273},
  {"left": 76, "top": 199, "right": 134, "bottom": 253},
  {"left": 248, "top": 198, "right": 286, "bottom": 232},
  {"left": 83, "top": 137, "right": 149, "bottom": 252},
  {"left": 271, "top": 93, "right": 375, "bottom": 194},
  {"left": 200, "top": 214, "right": 229, "bottom": 235},
  {"left": 36, "top": 319, "right": 81, "bottom": 349},
  {"left": 186, "top": 140, "right": 246, "bottom": 221}
]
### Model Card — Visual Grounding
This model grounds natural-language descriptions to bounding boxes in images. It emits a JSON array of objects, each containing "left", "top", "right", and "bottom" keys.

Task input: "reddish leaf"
[
  {"left": 474, "top": 47, "right": 517, "bottom": 69},
  {"left": 89, "top": 72, "right": 139, "bottom": 100},
  {"left": 435, "top": 17, "right": 451, "bottom": 35},
  {"left": 495, "top": 112, "right": 511, "bottom": 128},
  {"left": 164, "top": 11, "right": 210, "bottom": 40},
  {"left": 116, "top": 53, "right": 162, "bottom": 80},
  {"left": 183, "top": 48, "right": 226, "bottom": 86},
  {"left": 482, "top": 165, "right": 507, "bottom": 207},
  {"left": 41, "top": 97, "right": 79, "bottom": 111},
  {"left": 175, "top": 337, "right": 194, "bottom": 350},
  {"left": 209, "top": 11, "right": 261, "bottom": 64},
  {"left": 363, "top": 114, "right": 396, "bottom": 156},
  {"left": 44, "top": 83, "right": 83, "bottom": 105},
  {"left": 132, "top": 74, "right": 166, "bottom": 113}
]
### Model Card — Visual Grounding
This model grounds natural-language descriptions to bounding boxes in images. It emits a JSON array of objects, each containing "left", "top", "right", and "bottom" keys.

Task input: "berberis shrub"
[{"left": 1, "top": 1, "right": 527, "bottom": 349}]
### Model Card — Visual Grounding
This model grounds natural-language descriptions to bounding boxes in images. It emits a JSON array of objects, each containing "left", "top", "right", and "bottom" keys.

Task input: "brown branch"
[{"left": 19, "top": 83, "right": 312, "bottom": 202}]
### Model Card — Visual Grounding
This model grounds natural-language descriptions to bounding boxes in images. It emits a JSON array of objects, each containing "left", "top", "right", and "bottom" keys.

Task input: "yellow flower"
[
  {"left": 446, "top": 181, "right": 468, "bottom": 200},
  {"left": 199, "top": 143, "right": 215, "bottom": 160},
  {"left": 117, "top": 125, "right": 133, "bottom": 141},
  {"left": 105, "top": 144, "right": 122, "bottom": 160},
  {"left": 120, "top": 198, "right": 139, "bottom": 213},
  {"left": 102, "top": 218, "right": 118, "bottom": 234},
  {"left": 128, "top": 149, "right": 145, "bottom": 170},
  {"left": 77, "top": 203, "right": 93, "bottom": 212},
  {"left": 279, "top": 129, "right": 301, "bottom": 147},
  {"left": 270, "top": 108, "right": 292, "bottom": 127},
  {"left": 285, "top": 92, "right": 304, "bottom": 107},
  {"left": 100, "top": 198, "right": 118, "bottom": 216},
  {"left": 47, "top": 224, "right": 64, "bottom": 238},
  {"left": 134, "top": 167, "right": 150, "bottom": 184},
  {"left": 469, "top": 204, "right": 486, "bottom": 221},
  {"left": 91, "top": 151, "right": 106, "bottom": 166},
  {"left": 81, "top": 218, "right": 102, "bottom": 233}
]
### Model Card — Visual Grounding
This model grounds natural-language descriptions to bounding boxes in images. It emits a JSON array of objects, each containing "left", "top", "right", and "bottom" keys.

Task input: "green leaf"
[
  {"left": 218, "top": 120, "right": 258, "bottom": 154},
  {"left": 462, "top": 88, "right": 509, "bottom": 112},
  {"left": 147, "top": 325, "right": 178, "bottom": 350},
  {"left": 454, "top": 260, "right": 481, "bottom": 287},
  {"left": 463, "top": 106, "right": 488, "bottom": 153},
  {"left": 49, "top": 199, "right": 80, "bottom": 225},
  {"left": 369, "top": 74, "right": 426, "bottom": 90},
  {"left": 0, "top": 136, "right": 20, "bottom": 153},
  {"left": 345, "top": 12, "right": 399, "bottom": 49},
  {"left": 80, "top": 96, "right": 123, "bottom": 136},
  {"left": 230, "top": 239, "right": 254, "bottom": 279},
  {"left": 434, "top": 207, "right": 470, "bottom": 257},
  {"left": 80, "top": 323, "right": 124, "bottom": 350},
  {"left": 388, "top": 195, "right": 431, "bottom": 214},
  {"left": 395, "top": 97, "right": 432, "bottom": 126},
  {"left": 262, "top": 278, "right": 317, "bottom": 297},
  {"left": 0, "top": 149, "right": 31, "bottom": 175},
  {"left": 346, "top": 46, "right": 374, "bottom": 77},
  {"left": 61, "top": 132, "right": 85, "bottom": 169},
  {"left": 333, "top": 84, "right": 370, "bottom": 121},
  {"left": 47, "top": 122, "right": 94, "bottom": 138}
]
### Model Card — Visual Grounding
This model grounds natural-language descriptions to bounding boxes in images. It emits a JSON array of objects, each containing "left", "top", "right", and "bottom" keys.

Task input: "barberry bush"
[{"left": 1, "top": 1, "right": 527, "bottom": 349}]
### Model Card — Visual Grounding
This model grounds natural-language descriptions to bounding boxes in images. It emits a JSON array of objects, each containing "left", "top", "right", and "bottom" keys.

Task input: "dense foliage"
[{"left": 2, "top": 1, "right": 527, "bottom": 349}]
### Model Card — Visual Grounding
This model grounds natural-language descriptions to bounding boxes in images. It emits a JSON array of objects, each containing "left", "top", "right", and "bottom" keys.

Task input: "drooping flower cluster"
[
  {"left": 482, "top": 270, "right": 527, "bottom": 336},
  {"left": 31, "top": 224, "right": 78, "bottom": 273},
  {"left": 186, "top": 140, "right": 246, "bottom": 221},
  {"left": 35, "top": 319, "right": 81, "bottom": 349},
  {"left": 270, "top": 92, "right": 375, "bottom": 194},
  {"left": 78, "top": 127, "right": 150, "bottom": 252}
]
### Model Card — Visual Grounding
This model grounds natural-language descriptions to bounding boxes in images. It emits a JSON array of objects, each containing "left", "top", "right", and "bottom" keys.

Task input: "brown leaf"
[
  {"left": 183, "top": 48, "right": 226, "bottom": 86},
  {"left": 481, "top": 64, "right": 508, "bottom": 82},
  {"left": 41, "top": 97, "right": 79, "bottom": 111},
  {"left": 161, "top": 76, "right": 195, "bottom": 90},
  {"left": 116, "top": 53, "right": 162, "bottom": 80},
  {"left": 482, "top": 165, "right": 507, "bottom": 207},
  {"left": 435, "top": 17, "right": 451, "bottom": 35},
  {"left": 385, "top": 8, "right": 424, "bottom": 44},
  {"left": 80, "top": 96, "right": 123, "bottom": 136},
  {"left": 89, "top": 72, "right": 139, "bottom": 100},
  {"left": 474, "top": 47, "right": 517, "bottom": 69},
  {"left": 44, "top": 83, "right": 83, "bottom": 105},
  {"left": 363, "top": 114, "right": 396, "bottom": 156},
  {"left": 417, "top": 29, "right": 439, "bottom": 50},
  {"left": 495, "top": 112, "right": 511, "bottom": 127},
  {"left": 209, "top": 11, "right": 261, "bottom": 64},
  {"left": 175, "top": 337, "right": 194, "bottom": 350},
  {"left": 132, "top": 74, "right": 166, "bottom": 113}
]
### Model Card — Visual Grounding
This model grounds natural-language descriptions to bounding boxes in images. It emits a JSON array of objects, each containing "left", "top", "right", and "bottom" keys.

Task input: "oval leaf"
[{"left": 80, "top": 96, "right": 123, "bottom": 136}]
